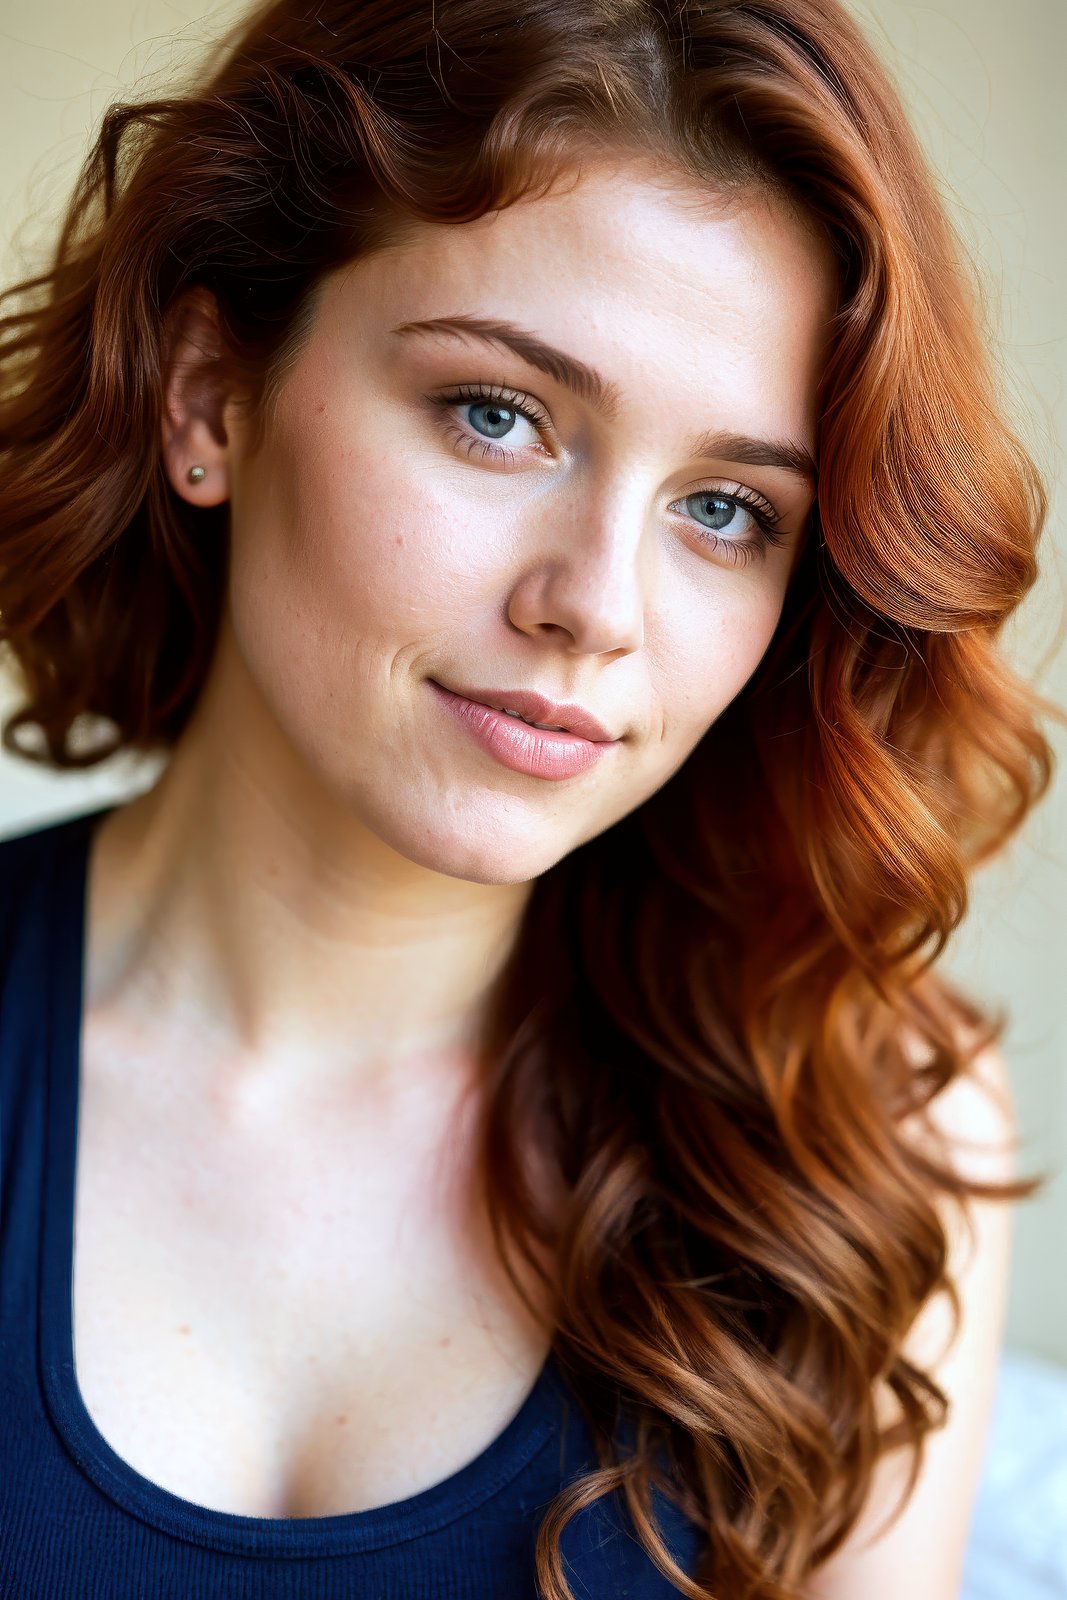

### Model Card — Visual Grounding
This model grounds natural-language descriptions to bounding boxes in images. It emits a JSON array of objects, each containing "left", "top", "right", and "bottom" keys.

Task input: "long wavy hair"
[{"left": 1, "top": 0, "right": 1062, "bottom": 1594}]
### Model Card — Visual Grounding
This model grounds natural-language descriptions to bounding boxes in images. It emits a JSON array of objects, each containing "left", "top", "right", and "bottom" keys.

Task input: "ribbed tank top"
[{"left": 0, "top": 802, "right": 705, "bottom": 1598}]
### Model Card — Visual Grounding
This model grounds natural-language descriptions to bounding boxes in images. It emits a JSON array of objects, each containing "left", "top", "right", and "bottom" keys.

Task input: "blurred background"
[{"left": 0, "top": 2, "right": 1064, "bottom": 1589}]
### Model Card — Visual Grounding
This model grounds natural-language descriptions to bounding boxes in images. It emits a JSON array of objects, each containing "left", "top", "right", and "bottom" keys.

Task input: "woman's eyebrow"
[{"left": 390, "top": 313, "right": 817, "bottom": 486}]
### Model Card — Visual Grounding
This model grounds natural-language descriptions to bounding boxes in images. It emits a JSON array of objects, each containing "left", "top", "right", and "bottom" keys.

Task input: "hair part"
[{"left": 1, "top": 1, "right": 1062, "bottom": 1595}]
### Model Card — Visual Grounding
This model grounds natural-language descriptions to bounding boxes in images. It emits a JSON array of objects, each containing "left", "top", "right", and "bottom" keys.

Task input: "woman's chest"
[{"left": 69, "top": 1028, "right": 554, "bottom": 1519}]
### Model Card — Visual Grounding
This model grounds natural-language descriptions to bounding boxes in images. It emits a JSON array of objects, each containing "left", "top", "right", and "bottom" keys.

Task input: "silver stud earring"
[{"left": 187, "top": 465, "right": 206, "bottom": 484}]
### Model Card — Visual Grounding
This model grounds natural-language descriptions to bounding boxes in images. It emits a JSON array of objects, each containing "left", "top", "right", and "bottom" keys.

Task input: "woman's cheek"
[{"left": 668, "top": 577, "right": 787, "bottom": 717}]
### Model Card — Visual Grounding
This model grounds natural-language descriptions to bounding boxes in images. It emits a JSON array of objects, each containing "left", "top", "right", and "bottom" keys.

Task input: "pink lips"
[
  {"left": 439, "top": 683, "right": 615, "bottom": 743},
  {"left": 430, "top": 682, "right": 618, "bottom": 780}
]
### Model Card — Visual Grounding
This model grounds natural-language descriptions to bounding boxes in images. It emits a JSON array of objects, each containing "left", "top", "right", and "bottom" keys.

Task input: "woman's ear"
[{"left": 159, "top": 285, "right": 238, "bottom": 507}]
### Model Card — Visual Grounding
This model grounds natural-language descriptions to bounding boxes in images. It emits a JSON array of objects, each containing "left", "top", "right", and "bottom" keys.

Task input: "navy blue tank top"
[{"left": 0, "top": 802, "right": 705, "bottom": 1597}]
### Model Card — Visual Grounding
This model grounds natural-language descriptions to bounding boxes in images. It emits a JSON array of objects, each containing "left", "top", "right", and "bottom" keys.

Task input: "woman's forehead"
[
  {"left": 320, "top": 163, "right": 836, "bottom": 446},
  {"left": 341, "top": 157, "right": 835, "bottom": 305}
]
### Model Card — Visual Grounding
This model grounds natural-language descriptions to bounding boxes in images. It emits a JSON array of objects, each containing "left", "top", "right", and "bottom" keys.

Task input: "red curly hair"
[{"left": 0, "top": 0, "right": 1062, "bottom": 1594}]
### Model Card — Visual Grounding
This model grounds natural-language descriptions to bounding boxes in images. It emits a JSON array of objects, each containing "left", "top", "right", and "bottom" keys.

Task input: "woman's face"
[{"left": 174, "top": 157, "right": 836, "bottom": 886}]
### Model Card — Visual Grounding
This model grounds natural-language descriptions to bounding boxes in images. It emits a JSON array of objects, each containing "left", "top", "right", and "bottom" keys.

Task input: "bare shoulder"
[{"left": 803, "top": 1027, "right": 1020, "bottom": 1600}]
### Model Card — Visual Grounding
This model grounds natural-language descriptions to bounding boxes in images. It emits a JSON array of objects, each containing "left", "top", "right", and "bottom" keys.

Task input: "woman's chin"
[{"left": 393, "top": 825, "right": 559, "bottom": 888}]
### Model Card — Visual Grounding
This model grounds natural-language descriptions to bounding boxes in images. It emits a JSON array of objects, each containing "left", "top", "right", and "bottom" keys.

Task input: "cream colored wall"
[
  {"left": 2, "top": 0, "right": 1064, "bottom": 1361},
  {"left": 843, "top": 0, "right": 1067, "bottom": 1369}
]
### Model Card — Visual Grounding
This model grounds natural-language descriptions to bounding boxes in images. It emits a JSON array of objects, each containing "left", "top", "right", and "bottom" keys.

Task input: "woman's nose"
[{"left": 506, "top": 488, "right": 652, "bottom": 657}]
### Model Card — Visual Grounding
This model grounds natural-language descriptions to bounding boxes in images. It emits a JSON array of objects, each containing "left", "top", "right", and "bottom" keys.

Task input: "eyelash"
[{"left": 429, "top": 381, "right": 789, "bottom": 568}]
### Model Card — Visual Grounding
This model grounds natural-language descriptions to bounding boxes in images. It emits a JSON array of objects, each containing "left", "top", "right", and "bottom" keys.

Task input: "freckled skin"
[
  {"left": 139, "top": 151, "right": 836, "bottom": 1080},
  {"left": 67, "top": 155, "right": 839, "bottom": 1519},
  {"left": 182, "top": 157, "right": 832, "bottom": 879}
]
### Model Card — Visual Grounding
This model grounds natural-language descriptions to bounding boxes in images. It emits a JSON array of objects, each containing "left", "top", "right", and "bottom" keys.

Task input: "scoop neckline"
[{"left": 36, "top": 802, "right": 562, "bottom": 1557}]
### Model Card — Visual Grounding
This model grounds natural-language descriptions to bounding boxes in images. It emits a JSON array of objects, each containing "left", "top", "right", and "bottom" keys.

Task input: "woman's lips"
[
  {"left": 437, "top": 682, "right": 615, "bottom": 743},
  {"left": 429, "top": 681, "right": 617, "bottom": 780}
]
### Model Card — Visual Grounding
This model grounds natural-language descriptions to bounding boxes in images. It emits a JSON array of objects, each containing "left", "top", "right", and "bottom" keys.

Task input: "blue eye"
[
  {"left": 434, "top": 383, "right": 548, "bottom": 452},
  {"left": 685, "top": 492, "right": 752, "bottom": 532},
  {"left": 430, "top": 381, "right": 790, "bottom": 566},
  {"left": 465, "top": 399, "right": 523, "bottom": 440},
  {"left": 674, "top": 489, "right": 788, "bottom": 566}
]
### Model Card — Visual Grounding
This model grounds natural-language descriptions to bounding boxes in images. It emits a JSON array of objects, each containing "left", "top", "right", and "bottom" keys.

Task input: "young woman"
[{"left": 0, "top": 0, "right": 1060, "bottom": 1596}]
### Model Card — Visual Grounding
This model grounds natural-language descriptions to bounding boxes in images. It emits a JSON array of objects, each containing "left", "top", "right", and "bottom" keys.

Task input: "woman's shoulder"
[
  {"left": 0, "top": 802, "right": 96, "bottom": 854},
  {"left": 1, "top": 800, "right": 79, "bottom": 880},
  {"left": 0, "top": 808, "right": 87, "bottom": 1172},
  {"left": 0, "top": 800, "right": 110, "bottom": 865},
  {"left": 0, "top": 808, "right": 62, "bottom": 933},
  {"left": 0, "top": 802, "right": 105, "bottom": 975}
]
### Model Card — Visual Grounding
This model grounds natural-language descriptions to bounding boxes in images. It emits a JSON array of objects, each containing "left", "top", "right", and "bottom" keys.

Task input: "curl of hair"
[{"left": 1, "top": 1, "right": 1062, "bottom": 1594}]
